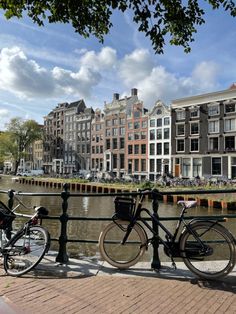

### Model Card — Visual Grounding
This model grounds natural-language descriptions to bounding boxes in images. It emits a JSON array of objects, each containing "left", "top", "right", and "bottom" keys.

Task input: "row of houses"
[{"left": 14, "top": 84, "right": 236, "bottom": 180}]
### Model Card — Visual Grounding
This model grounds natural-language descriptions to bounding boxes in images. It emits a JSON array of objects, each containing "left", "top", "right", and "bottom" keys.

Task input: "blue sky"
[{"left": 0, "top": 4, "right": 236, "bottom": 130}]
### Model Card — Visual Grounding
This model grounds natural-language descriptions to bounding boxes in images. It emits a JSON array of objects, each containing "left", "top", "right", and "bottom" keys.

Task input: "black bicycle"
[
  {"left": 99, "top": 189, "right": 236, "bottom": 280},
  {"left": 0, "top": 193, "right": 50, "bottom": 276}
]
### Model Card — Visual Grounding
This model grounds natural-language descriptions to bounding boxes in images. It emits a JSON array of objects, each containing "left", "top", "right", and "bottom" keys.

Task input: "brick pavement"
[{"left": 0, "top": 263, "right": 236, "bottom": 314}]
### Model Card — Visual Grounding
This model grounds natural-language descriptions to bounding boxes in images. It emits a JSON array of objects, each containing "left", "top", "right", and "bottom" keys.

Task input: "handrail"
[{"left": 0, "top": 184, "right": 236, "bottom": 267}]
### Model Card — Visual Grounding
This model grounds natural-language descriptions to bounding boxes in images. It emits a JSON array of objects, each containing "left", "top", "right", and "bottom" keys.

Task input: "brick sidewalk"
[{"left": 0, "top": 269, "right": 236, "bottom": 314}]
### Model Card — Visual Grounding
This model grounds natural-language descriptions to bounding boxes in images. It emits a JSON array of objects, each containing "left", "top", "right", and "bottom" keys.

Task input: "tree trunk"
[{"left": 14, "top": 159, "right": 20, "bottom": 175}]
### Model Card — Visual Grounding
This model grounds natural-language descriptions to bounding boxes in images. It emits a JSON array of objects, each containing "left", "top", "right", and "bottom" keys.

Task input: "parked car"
[{"left": 16, "top": 170, "right": 44, "bottom": 177}]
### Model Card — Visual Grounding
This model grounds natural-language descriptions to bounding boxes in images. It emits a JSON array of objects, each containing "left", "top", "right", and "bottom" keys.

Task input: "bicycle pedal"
[{"left": 172, "top": 262, "right": 177, "bottom": 270}]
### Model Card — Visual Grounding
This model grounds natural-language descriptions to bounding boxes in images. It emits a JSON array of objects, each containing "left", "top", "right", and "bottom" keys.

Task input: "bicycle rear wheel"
[
  {"left": 99, "top": 220, "right": 147, "bottom": 269},
  {"left": 4, "top": 225, "right": 50, "bottom": 276},
  {"left": 180, "top": 222, "right": 235, "bottom": 279}
]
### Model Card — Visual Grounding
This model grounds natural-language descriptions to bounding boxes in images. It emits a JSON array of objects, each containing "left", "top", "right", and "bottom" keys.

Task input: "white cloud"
[
  {"left": 79, "top": 47, "right": 117, "bottom": 70},
  {"left": 0, "top": 46, "right": 103, "bottom": 99},
  {"left": 118, "top": 49, "right": 220, "bottom": 106},
  {"left": 0, "top": 46, "right": 221, "bottom": 109},
  {"left": 119, "top": 49, "right": 154, "bottom": 86}
]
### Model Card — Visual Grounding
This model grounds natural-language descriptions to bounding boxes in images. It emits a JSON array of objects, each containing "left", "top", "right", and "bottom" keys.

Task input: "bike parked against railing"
[
  {"left": 0, "top": 192, "right": 50, "bottom": 276},
  {"left": 99, "top": 189, "right": 236, "bottom": 280}
]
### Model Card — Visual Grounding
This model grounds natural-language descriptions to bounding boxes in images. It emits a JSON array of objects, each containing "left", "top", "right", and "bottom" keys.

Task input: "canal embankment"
[{"left": 14, "top": 176, "right": 236, "bottom": 211}]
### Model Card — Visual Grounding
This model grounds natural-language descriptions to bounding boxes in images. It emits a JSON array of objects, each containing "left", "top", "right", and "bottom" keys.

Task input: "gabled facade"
[
  {"left": 125, "top": 102, "right": 148, "bottom": 181},
  {"left": 148, "top": 101, "right": 171, "bottom": 181},
  {"left": 103, "top": 88, "right": 139, "bottom": 178},
  {"left": 91, "top": 109, "right": 105, "bottom": 173}
]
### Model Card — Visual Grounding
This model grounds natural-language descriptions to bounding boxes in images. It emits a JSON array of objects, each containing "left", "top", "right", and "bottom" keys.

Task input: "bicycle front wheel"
[
  {"left": 4, "top": 225, "right": 50, "bottom": 276},
  {"left": 180, "top": 222, "right": 235, "bottom": 279},
  {"left": 99, "top": 220, "right": 147, "bottom": 269}
]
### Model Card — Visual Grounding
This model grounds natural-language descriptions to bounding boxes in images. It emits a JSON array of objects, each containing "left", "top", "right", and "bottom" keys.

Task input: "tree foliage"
[
  {"left": 0, "top": 118, "right": 42, "bottom": 174},
  {"left": 0, "top": 0, "right": 235, "bottom": 53}
]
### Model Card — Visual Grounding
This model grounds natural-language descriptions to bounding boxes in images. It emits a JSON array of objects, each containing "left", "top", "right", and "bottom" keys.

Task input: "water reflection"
[{"left": 0, "top": 175, "right": 235, "bottom": 262}]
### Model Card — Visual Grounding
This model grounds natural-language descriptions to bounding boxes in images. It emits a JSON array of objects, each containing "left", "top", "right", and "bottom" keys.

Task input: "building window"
[
  {"left": 177, "top": 139, "right": 184, "bottom": 152},
  {"left": 149, "top": 143, "right": 155, "bottom": 155},
  {"left": 134, "top": 144, "right": 139, "bottom": 154},
  {"left": 193, "top": 158, "right": 202, "bottom": 177},
  {"left": 149, "top": 159, "right": 155, "bottom": 172},
  {"left": 106, "top": 139, "right": 110, "bottom": 149},
  {"left": 212, "top": 157, "right": 221, "bottom": 175},
  {"left": 182, "top": 158, "right": 191, "bottom": 177},
  {"left": 225, "top": 118, "right": 236, "bottom": 132},
  {"left": 134, "top": 111, "right": 140, "bottom": 119},
  {"left": 190, "top": 107, "right": 199, "bottom": 118},
  {"left": 106, "top": 120, "right": 111, "bottom": 127},
  {"left": 225, "top": 136, "right": 235, "bottom": 151},
  {"left": 150, "top": 119, "right": 155, "bottom": 127},
  {"left": 209, "top": 137, "right": 219, "bottom": 151},
  {"left": 164, "top": 128, "right": 169, "bottom": 139},
  {"left": 156, "top": 159, "right": 162, "bottom": 173},
  {"left": 225, "top": 103, "right": 235, "bottom": 113},
  {"left": 134, "top": 159, "right": 139, "bottom": 171},
  {"left": 141, "top": 131, "right": 146, "bottom": 139},
  {"left": 190, "top": 138, "right": 199, "bottom": 152},
  {"left": 156, "top": 143, "right": 162, "bottom": 155},
  {"left": 190, "top": 122, "right": 199, "bottom": 135},
  {"left": 176, "top": 124, "right": 185, "bottom": 136},
  {"left": 149, "top": 129, "right": 155, "bottom": 140},
  {"left": 164, "top": 117, "right": 170, "bottom": 125},
  {"left": 112, "top": 128, "right": 118, "bottom": 136},
  {"left": 113, "top": 118, "right": 118, "bottom": 126},
  {"left": 176, "top": 110, "right": 185, "bottom": 120},
  {"left": 106, "top": 129, "right": 111, "bottom": 136},
  {"left": 208, "top": 104, "right": 219, "bottom": 116},
  {"left": 208, "top": 120, "right": 219, "bottom": 133},
  {"left": 120, "top": 118, "right": 125, "bottom": 125},
  {"left": 128, "top": 122, "right": 133, "bottom": 129},
  {"left": 128, "top": 145, "right": 133, "bottom": 154},
  {"left": 128, "top": 133, "right": 133, "bottom": 140},
  {"left": 134, "top": 132, "right": 140, "bottom": 140},
  {"left": 164, "top": 143, "right": 169, "bottom": 155},
  {"left": 120, "top": 138, "right": 125, "bottom": 149},
  {"left": 120, "top": 154, "right": 125, "bottom": 168},
  {"left": 156, "top": 118, "right": 162, "bottom": 127},
  {"left": 141, "top": 144, "right": 146, "bottom": 154},
  {"left": 113, "top": 154, "right": 118, "bottom": 168},
  {"left": 157, "top": 129, "right": 162, "bottom": 139},
  {"left": 120, "top": 127, "right": 125, "bottom": 135},
  {"left": 134, "top": 121, "right": 140, "bottom": 129},
  {"left": 142, "top": 120, "right": 147, "bottom": 128},
  {"left": 141, "top": 159, "right": 146, "bottom": 171},
  {"left": 113, "top": 138, "right": 118, "bottom": 149}
]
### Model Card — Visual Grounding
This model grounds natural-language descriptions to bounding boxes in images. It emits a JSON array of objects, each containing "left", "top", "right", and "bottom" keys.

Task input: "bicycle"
[
  {"left": 0, "top": 192, "right": 50, "bottom": 276},
  {"left": 99, "top": 189, "right": 236, "bottom": 280}
]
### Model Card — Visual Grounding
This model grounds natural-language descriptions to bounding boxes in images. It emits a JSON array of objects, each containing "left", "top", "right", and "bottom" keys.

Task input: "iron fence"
[{"left": 1, "top": 184, "right": 236, "bottom": 268}]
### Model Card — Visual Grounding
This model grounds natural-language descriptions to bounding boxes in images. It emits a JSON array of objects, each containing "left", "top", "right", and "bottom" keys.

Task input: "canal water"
[{"left": 0, "top": 175, "right": 235, "bottom": 262}]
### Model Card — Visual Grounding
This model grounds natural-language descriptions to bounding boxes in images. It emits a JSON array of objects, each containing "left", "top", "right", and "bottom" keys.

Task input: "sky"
[{"left": 0, "top": 3, "right": 236, "bottom": 130}]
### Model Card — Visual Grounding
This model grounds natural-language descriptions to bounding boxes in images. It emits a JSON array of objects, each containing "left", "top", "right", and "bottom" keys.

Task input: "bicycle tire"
[
  {"left": 180, "top": 221, "right": 235, "bottom": 279},
  {"left": 3, "top": 225, "right": 50, "bottom": 276},
  {"left": 99, "top": 220, "right": 147, "bottom": 269}
]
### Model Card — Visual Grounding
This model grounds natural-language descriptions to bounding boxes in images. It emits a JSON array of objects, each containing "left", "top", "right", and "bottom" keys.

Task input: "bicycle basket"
[
  {"left": 114, "top": 197, "right": 136, "bottom": 220},
  {"left": 0, "top": 201, "right": 16, "bottom": 230}
]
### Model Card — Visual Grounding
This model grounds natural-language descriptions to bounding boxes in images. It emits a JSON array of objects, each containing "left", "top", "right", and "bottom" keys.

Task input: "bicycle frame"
[{"left": 119, "top": 191, "right": 225, "bottom": 259}]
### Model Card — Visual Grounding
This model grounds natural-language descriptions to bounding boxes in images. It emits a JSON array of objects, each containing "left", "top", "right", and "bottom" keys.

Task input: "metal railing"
[{"left": 1, "top": 183, "right": 236, "bottom": 268}]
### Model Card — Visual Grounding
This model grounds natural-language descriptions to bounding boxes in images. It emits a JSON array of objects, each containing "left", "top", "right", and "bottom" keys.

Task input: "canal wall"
[{"left": 15, "top": 177, "right": 236, "bottom": 211}]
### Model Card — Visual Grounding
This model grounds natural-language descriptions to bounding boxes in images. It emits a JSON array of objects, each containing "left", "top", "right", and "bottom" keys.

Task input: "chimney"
[
  {"left": 113, "top": 93, "right": 119, "bottom": 101},
  {"left": 131, "top": 88, "right": 138, "bottom": 96}
]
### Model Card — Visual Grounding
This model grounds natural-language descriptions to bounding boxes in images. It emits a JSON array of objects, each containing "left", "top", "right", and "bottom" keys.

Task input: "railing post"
[
  {"left": 151, "top": 189, "right": 161, "bottom": 270},
  {"left": 6, "top": 189, "right": 15, "bottom": 240},
  {"left": 56, "top": 183, "right": 70, "bottom": 264}
]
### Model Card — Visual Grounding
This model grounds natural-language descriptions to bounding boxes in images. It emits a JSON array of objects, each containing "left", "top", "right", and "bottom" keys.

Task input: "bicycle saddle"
[
  {"left": 35, "top": 206, "right": 49, "bottom": 216},
  {"left": 177, "top": 200, "right": 197, "bottom": 209}
]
